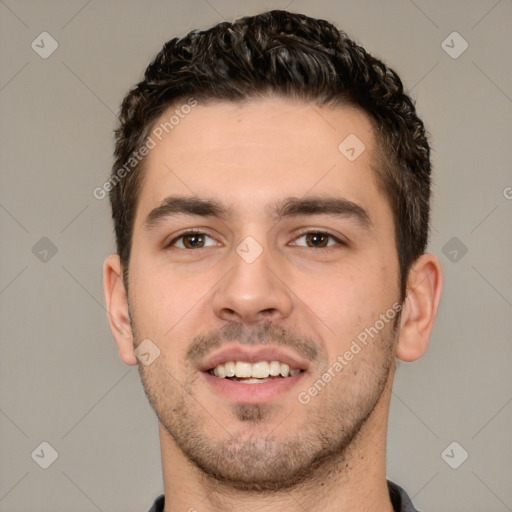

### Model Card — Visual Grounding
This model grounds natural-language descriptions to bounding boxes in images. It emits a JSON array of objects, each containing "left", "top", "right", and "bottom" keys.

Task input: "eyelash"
[{"left": 166, "top": 229, "right": 346, "bottom": 251}]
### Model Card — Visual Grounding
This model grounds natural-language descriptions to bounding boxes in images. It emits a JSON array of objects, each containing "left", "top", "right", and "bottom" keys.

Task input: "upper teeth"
[{"left": 211, "top": 361, "right": 301, "bottom": 379}]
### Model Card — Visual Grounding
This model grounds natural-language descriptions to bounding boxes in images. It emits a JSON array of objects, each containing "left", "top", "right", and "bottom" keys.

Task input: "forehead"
[{"left": 135, "top": 96, "right": 387, "bottom": 224}]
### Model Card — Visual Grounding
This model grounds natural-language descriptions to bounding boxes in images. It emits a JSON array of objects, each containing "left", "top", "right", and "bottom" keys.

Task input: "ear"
[
  {"left": 103, "top": 254, "right": 137, "bottom": 365},
  {"left": 396, "top": 253, "right": 443, "bottom": 362}
]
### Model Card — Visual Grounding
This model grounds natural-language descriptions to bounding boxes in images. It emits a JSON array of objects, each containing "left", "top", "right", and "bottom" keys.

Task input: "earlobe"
[
  {"left": 103, "top": 254, "right": 138, "bottom": 366},
  {"left": 396, "top": 253, "right": 443, "bottom": 362}
]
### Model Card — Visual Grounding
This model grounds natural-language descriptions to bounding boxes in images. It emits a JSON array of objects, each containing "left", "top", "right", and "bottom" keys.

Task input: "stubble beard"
[{"left": 134, "top": 317, "right": 399, "bottom": 492}]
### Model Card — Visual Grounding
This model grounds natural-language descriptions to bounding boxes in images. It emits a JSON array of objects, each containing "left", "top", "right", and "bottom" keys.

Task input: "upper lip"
[{"left": 199, "top": 343, "right": 310, "bottom": 372}]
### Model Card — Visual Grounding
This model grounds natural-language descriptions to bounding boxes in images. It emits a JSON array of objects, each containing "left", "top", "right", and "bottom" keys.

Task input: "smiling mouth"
[{"left": 207, "top": 360, "right": 304, "bottom": 383}]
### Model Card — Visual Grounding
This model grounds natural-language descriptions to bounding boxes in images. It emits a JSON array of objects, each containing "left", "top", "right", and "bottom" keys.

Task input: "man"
[{"left": 103, "top": 10, "right": 443, "bottom": 512}]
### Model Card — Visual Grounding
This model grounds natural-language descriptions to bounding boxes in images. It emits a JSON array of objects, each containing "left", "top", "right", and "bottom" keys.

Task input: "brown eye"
[
  {"left": 168, "top": 232, "right": 217, "bottom": 249},
  {"left": 305, "top": 232, "right": 329, "bottom": 247},
  {"left": 293, "top": 232, "right": 341, "bottom": 249},
  {"left": 182, "top": 233, "right": 205, "bottom": 248}
]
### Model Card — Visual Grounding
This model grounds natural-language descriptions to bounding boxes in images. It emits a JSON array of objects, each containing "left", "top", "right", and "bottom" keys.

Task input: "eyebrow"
[{"left": 144, "top": 195, "right": 373, "bottom": 231}]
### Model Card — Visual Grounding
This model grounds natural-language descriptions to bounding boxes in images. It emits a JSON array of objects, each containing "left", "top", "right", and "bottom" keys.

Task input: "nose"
[{"left": 211, "top": 241, "right": 294, "bottom": 324}]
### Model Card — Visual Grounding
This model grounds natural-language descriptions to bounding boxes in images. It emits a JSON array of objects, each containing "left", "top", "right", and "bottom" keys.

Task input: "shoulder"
[
  {"left": 147, "top": 493, "right": 165, "bottom": 512},
  {"left": 387, "top": 480, "right": 421, "bottom": 512}
]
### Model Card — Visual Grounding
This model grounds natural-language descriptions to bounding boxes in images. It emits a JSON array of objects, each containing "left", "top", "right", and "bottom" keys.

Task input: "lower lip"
[{"left": 201, "top": 371, "right": 305, "bottom": 403}]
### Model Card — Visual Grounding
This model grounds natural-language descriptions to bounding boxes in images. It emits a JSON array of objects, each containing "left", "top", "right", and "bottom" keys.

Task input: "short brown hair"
[{"left": 110, "top": 10, "right": 432, "bottom": 300}]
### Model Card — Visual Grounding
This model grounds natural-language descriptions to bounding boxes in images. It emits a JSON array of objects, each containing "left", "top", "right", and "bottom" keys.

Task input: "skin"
[{"left": 104, "top": 96, "right": 443, "bottom": 512}]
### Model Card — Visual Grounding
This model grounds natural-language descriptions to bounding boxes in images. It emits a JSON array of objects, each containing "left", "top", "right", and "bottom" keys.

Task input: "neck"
[{"left": 159, "top": 374, "right": 396, "bottom": 512}]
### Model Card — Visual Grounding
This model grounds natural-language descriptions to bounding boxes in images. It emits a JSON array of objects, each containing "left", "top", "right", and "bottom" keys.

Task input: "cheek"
[
  {"left": 129, "top": 261, "right": 216, "bottom": 342},
  {"left": 295, "top": 259, "right": 395, "bottom": 342},
  {"left": 129, "top": 261, "right": 180, "bottom": 336}
]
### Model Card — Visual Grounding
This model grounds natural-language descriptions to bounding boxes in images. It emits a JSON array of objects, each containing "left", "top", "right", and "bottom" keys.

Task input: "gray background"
[{"left": 0, "top": 0, "right": 511, "bottom": 511}]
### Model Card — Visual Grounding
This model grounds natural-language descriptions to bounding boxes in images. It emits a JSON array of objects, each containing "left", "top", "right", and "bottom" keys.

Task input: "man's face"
[{"left": 127, "top": 97, "right": 402, "bottom": 490}]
